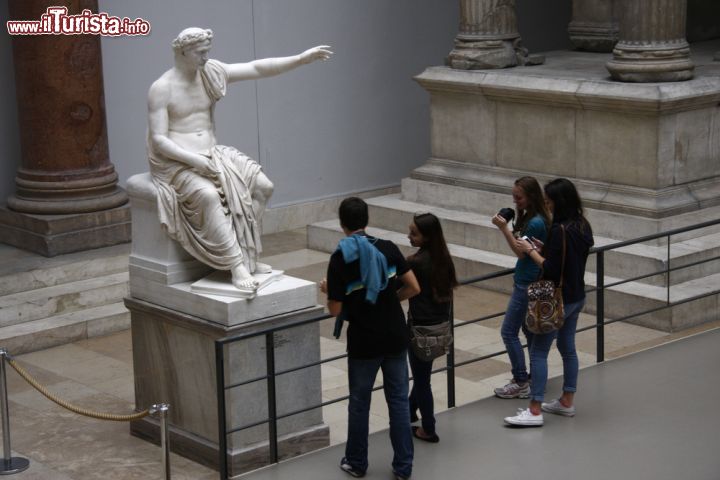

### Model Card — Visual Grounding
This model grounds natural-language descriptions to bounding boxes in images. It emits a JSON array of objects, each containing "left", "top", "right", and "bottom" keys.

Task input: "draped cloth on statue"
[{"left": 148, "top": 59, "right": 263, "bottom": 272}]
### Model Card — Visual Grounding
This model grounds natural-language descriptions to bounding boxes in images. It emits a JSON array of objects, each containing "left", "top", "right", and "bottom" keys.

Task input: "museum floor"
[{"left": 2, "top": 229, "right": 718, "bottom": 479}]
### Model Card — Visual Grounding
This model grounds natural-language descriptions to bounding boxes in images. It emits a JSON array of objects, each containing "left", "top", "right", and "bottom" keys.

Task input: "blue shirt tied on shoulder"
[
  {"left": 332, "top": 234, "right": 390, "bottom": 339},
  {"left": 337, "top": 233, "right": 389, "bottom": 304}
]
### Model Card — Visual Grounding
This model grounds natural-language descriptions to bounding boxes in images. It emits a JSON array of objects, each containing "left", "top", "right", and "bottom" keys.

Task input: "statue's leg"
[
  {"left": 252, "top": 171, "right": 274, "bottom": 219},
  {"left": 174, "top": 170, "right": 243, "bottom": 265},
  {"left": 252, "top": 172, "right": 274, "bottom": 274}
]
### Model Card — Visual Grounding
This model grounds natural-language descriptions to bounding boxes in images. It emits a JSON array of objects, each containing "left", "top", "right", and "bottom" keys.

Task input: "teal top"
[{"left": 513, "top": 215, "right": 548, "bottom": 285}]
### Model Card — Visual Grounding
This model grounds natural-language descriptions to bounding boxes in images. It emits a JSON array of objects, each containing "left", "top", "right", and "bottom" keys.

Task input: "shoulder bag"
[
  {"left": 525, "top": 224, "right": 566, "bottom": 335},
  {"left": 409, "top": 308, "right": 453, "bottom": 362}
]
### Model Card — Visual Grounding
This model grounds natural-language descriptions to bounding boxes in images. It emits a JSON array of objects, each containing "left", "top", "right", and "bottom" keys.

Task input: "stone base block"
[
  {"left": 126, "top": 290, "right": 329, "bottom": 476},
  {"left": 0, "top": 203, "right": 131, "bottom": 257}
]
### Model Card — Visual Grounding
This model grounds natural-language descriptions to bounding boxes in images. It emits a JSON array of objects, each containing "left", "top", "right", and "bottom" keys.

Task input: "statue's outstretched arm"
[{"left": 222, "top": 45, "right": 332, "bottom": 83}]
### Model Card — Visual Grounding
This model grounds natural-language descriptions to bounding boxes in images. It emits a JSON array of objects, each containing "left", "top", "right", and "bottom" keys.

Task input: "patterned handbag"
[{"left": 525, "top": 225, "right": 566, "bottom": 335}]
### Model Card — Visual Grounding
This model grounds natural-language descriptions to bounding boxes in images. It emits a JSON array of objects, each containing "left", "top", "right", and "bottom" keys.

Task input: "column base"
[
  {"left": 568, "top": 21, "right": 619, "bottom": 52},
  {"left": 607, "top": 42, "right": 695, "bottom": 82},
  {"left": 0, "top": 203, "right": 131, "bottom": 257},
  {"left": 446, "top": 38, "right": 544, "bottom": 70}
]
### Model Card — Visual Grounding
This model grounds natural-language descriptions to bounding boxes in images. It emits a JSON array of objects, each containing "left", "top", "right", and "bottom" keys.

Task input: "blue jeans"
[
  {"left": 500, "top": 284, "right": 534, "bottom": 384},
  {"left": 529, "top": 299, "right": 585, "bottom": 402},
  {"left": 345, "top": 352, "right": 413, "bottom": 478},
  {"left": 408, "top": 348, "right": 435, "bottom": 435}
]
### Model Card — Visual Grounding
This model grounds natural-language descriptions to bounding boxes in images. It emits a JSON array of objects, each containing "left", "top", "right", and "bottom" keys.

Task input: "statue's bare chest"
[{"left": 168, "top": 78, "right": 212, "bottom": 119}]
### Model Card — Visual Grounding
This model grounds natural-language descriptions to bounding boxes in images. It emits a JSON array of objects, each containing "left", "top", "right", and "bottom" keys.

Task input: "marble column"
[
  {"left": 606, "top": 0, "right": 694, "bottom": 82},
  {"left": 1, "top": 0, "right": 130, "bottom": 256},
  {"left": 447, "top": 0, "right": 544, "bottom": 70},
  {"left": 568, "top": 0, "right": 618, "bottom": 52}
]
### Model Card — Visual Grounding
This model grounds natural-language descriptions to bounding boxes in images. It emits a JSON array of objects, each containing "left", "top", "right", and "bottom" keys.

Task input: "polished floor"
[
  {"left": 239, "top": 327, "right": 720, "bottom": 480},
  {"left": 1, "top": 229, "right": 717, "bottom": 479}
]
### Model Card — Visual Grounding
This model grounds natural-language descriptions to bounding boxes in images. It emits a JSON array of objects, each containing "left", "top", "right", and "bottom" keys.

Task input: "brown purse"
[{"left": 525, "top": 225, "right": 566, "bottom": 335}]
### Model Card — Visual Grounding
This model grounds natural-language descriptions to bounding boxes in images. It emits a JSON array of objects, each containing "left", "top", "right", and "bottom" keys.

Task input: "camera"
[{"left": 497, "top": 207, "right": 515, "bottom": 222}]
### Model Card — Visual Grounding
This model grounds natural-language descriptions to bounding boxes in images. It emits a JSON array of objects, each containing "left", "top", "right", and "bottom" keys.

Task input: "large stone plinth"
[
  {"left": 126, "top": 174, "right": 328, "bottom": 476},
  {"left": 414, "top": 42, "right": 720, "bottom": 230}
]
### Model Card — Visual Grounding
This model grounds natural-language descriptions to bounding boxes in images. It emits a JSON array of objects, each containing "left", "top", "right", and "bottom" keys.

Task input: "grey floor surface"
[{"left": 238, "top": 328, "right": 720, "bottom": 480}]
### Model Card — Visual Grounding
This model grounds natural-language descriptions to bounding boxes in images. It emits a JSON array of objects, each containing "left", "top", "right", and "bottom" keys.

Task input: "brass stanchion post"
[{"left": 0, "top": 349, "right": 29, "bottom": 475}]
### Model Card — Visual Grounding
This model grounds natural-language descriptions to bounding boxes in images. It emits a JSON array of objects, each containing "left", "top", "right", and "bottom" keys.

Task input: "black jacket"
[{"left": 542, "top": 220, "right": 594, "bottom": 304}]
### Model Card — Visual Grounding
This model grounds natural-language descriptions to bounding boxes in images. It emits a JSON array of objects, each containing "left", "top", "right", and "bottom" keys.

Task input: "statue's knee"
[
  {"left": 197, "top": 186, "right": 221, "bottom": 207},
  {"left": 256, "top": 177, "right": 274, "bottom": 201}
]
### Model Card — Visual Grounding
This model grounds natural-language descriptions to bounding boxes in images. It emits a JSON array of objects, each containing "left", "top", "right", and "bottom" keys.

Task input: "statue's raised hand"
[{"left": 300, "top": 45, "right": 333, "bottom": 64}]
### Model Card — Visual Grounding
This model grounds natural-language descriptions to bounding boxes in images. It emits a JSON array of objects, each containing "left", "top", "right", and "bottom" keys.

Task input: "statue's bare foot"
[
  {"left": 231, "top": 263, "right": 259, "bottom": 291},
  {"left": 233, "top": 277, "right": 259, "bottom": 291},
  {"left": 254, "top": 262, "right": 272, "bottom": 274}
]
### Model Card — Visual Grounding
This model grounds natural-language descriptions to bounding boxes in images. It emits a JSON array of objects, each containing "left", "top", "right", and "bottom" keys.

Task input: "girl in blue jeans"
[
  {"left": 505, "top": 178, "right": 594, "bottom": 427},
  {"left": 492, "top": 177, "right": 549, "bottom": 399},
  {"left": 406, "top": 213, "right": 458, "bottom": 443}
]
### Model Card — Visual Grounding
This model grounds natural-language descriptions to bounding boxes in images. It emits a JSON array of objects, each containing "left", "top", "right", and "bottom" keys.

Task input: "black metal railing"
[{"left": 215, "top": 217, "right": 720, "bottom": 479}]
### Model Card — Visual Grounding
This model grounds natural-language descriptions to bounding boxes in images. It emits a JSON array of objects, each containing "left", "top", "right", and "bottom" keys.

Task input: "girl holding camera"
[
  {"left": 504, "top": 178, "right": 594, "bottom": 426},
  {"left": 406, "top": 213, "right": 458, "bottom": 443},
  {"left": 491, "top": 176, "right": 549, "bottom": 399}
]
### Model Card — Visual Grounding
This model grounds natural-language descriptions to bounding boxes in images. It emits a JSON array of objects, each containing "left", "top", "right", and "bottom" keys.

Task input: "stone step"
[
  {"left": 0, "top": 272, "right": 129, "bottom": 328},
  {"left": 0, "top": 302, "right": 130, "bottom": 355},
  {"left": 401, "top": 177, "right": 720, "bottom": 243},
  {"left": 308, "top": 221, "right": 719, "bottom": 332},
  {"left": 364, "top": 193, "right": 720, "bottom": 287},
  {"left": 0, "top": 243, "right": 130, "bottom": 296}
]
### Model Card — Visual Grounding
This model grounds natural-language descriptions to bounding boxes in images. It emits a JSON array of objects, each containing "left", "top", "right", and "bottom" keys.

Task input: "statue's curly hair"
[{"left": 171, "top": 28, "right": 213, "bottom": 52}]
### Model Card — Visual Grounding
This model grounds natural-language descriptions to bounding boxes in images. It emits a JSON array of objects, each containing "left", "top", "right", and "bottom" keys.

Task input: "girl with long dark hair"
[
  {"left": 406, "top": 213, "right": 458, "bottom": 443},
  {"left": 504, "top": 178, "right": 594, "bottom": 427},
  {"left": 491, "top": 177, "right": 550, "bottom": 399}
]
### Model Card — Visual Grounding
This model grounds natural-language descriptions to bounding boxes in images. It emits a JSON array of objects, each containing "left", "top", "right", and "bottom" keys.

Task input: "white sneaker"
[
  {"left": 504, "top": 408, "right": 544, "bottom": 427},
  {"left": 541, "top": 399, "right": 576, "bottom": 417}
]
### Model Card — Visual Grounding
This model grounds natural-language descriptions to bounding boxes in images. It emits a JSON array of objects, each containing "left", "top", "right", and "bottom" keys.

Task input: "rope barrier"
[{"left": 7, "top": 358, "right": 150, "bottom": 422}]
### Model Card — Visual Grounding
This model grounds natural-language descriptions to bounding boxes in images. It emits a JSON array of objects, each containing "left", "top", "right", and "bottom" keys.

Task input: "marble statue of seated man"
[{"left": 147, "top": 27, "right": 331, "bottom": 292}]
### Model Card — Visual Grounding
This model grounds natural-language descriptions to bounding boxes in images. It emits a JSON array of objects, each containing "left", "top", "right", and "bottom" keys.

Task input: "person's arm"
[
  {"left": 397, "top": 270, "right": 420, "bottom": 302},
  {"left": 516, "top": 227, "right": 562, "bottom": 281},
  {"left": 147, "top": 80, "right": 215, "bottom": 175},
  {"left": 492, "top": 214, "right": 526, "bottom": 258},
  {"left": 319, "top": 278, "right": 342, "bottom": 317},
  {"left": 221, "top": 46, "right": 332, "bottom": 83}
]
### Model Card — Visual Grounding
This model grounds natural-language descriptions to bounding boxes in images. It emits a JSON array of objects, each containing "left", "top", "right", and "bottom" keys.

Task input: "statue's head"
[{"left": 172, "top": 28, "right": 213, "bottom": 69}]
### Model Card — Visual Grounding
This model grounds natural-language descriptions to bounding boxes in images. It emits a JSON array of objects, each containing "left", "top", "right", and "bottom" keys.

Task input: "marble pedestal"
[
  {"left": 413, "top": 41, "right": 720, "bottom": 238},
  {"left": 126, "top": 174, "right": 328, "bottom": 476}
]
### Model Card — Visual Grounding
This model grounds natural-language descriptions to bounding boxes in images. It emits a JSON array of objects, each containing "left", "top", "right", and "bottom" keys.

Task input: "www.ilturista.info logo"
[{"left": 7, "top": 6, "right": 151, "bottom": 36}]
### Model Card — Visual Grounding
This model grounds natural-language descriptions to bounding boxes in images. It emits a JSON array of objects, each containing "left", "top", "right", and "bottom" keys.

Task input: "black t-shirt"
[
  {"left": 326, "top": 235, "right": 410, "bottom": 359},
  {"left": 408, "top": 250, "right": 452, "bottom": 326}
]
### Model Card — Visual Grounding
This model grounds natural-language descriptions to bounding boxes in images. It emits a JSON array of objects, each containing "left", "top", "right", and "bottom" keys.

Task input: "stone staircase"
[
  {"left": 0, "top": 243, "right": 130, "bottom": 354},
  {"left": 309, "top": 183, "right": 720, "bottom": 332}
]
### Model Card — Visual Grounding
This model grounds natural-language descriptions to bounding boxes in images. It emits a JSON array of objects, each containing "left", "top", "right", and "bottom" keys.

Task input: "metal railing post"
[
  {"left": 150, "top": 403, "right": 171, "bottom": 480},
  {"left": 446, "top": 301, "right": 456, "bottom": 409},
  {"left": 265, "top": 333, "right": 278, "bottom": 464},
  {"left": 666, "top": 234, "right": 671, "bottom": 305},
  {"left": 215, "top": 342, "right": 228, "bottom": 480},
  {"left": 595, "top": 252, "right": 605, "bottom": 363},
  {"left": 0, "top": 349, "right": 29, "bottom": 475}
]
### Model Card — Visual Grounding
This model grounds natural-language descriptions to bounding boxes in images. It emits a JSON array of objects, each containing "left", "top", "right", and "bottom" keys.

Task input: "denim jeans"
[
  {"left": 529, "top": 298, "right": 585, "bottom": 402},
  {"left": 345, "top": 352, "right": 413, "bottom": 478},
  {"left": 408, "top": 348, "right": 435, "bottom": 435},
  {"left": 500, "top": 284, "right": 534, "bottom": 384}
]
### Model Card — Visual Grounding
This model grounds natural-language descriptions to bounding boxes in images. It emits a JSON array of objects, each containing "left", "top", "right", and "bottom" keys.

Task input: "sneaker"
[
  {"left": 394, "top": 472, "right": 410, "bottom": 480},
  {"left": 494, "top": 379, "right": 530, "bottom": 399},
  {"left": 541, "top": 399, "right": 576, "bottom": 417},
  {"left": 504, "top": 408, "right": 544, "bottom": 427},
  {"left": 340, "top": 459, "right": 365, "bottom": 478}
]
